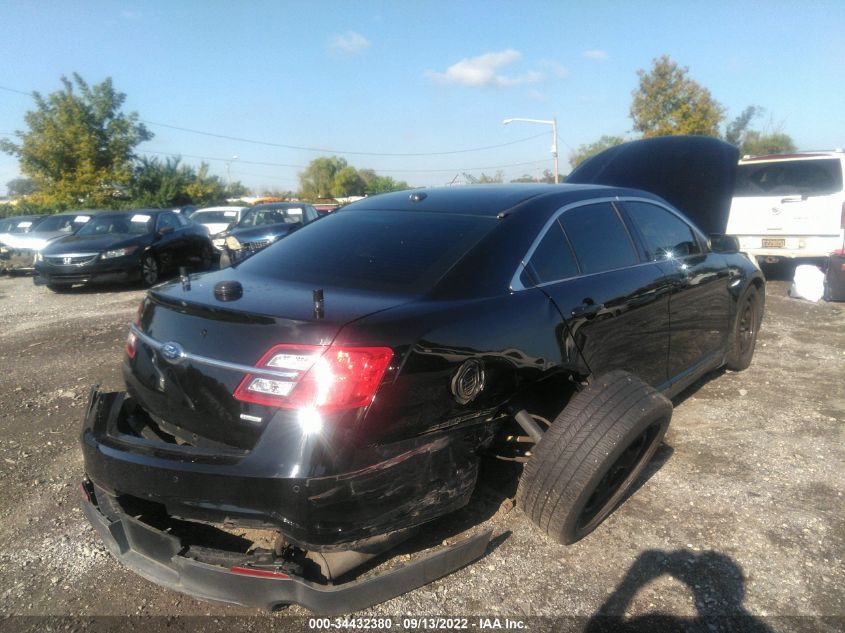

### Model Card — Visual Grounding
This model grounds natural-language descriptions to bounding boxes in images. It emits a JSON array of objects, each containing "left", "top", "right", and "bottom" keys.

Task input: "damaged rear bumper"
[{"left": 81, "top": 483, "right": 491, "bottom": 614}]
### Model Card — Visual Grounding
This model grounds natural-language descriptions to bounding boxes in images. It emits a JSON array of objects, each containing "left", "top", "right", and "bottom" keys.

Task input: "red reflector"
[
  {"left": 234, "top": 344, "right": 393, "bottom": 411},
  {"left": 228, "top": 566, "right": 290, "bottom": 579},
  {"left": 124, "top": 331, "right": 137, "bottom": 359}
]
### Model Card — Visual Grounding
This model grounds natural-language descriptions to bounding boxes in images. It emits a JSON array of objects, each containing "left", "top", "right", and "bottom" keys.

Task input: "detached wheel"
[
  {"left": 140, "top": 253, "right": 159, "bottom": 286},
  {"left": 517, "top": 371, "right": 672, "bottom": 545},
  {"left": 725, "top": 285, "right": 762, "bottom": 371}
]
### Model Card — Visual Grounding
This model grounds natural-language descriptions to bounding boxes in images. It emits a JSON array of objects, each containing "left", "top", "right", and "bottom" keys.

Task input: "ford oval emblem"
[{"left": 160, "top": 341, "right": 184, "bottom": 363}]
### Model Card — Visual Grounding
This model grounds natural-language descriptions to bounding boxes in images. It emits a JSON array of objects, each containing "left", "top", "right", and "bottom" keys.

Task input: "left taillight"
[
  {"left": 124, "top": 299, "right": 145, "bottom": 359},
  {"left": 234, "top": 344, "right": 393, "bottom": 412}
]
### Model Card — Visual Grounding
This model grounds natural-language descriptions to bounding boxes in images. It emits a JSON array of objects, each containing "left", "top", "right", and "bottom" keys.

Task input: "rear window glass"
[
  {"left": 238, "top": 210, "right": 494, "bottom": 294},
  {"left": 559, "top": 203, "right": 638, "bottom": 274},
  {"left": 524, "top": 220, "right": 579, "bottom": 284},
  {"left": 194, "top": 211, "right": 238, "bottom": 224},
  {"left": 735, "top": 158, "right": 843, "bottom": 197},
  {"left": 239, "top": 207, "right": 304, "bottom": 227}
]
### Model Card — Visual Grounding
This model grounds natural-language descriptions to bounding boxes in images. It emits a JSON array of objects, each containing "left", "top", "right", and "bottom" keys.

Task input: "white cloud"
[
  {"left": 582, "top": 50, "right": 609, "bottom": 60},
  {"left": 539, "top": 59, "right": 569, "bottom": 79},
  {"left": 328, "top": 31, "right": 371, "bottom": 55},
  {"left": 426, "top": 49, "right": 543, "bottom": 88}
]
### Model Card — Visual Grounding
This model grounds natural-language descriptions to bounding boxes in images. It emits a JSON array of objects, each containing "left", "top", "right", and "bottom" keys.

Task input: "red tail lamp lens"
[
  {"left": 124, "top": 299, "right": 145, "bottom": 359},
  {"left": 228, "top": 566, "right": 290, "bottom": 579},
  {"left": 234, "top": 344, "right": 393, "bottom": 411}
]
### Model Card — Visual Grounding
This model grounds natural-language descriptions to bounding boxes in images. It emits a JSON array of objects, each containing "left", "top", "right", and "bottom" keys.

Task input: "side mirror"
[
  {"left": 708, "top": 234, "right": 739, "bottom": 254},
  {"left": 157, "top": 226, "right": 175, "bottom": 237}
]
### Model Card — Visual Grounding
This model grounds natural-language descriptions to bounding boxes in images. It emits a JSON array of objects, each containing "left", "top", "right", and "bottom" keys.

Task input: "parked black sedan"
[
  {"left": 34, "top": 209, "right": 213, "bottom": 290},
  {"left": 79, "top": 137, "right": 764, "bottom": 613},
  {"left": 216, "top": 202, "right": 319, "bottom": 262}
]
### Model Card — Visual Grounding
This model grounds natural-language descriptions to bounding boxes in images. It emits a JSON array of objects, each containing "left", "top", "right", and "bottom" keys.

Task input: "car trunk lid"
[{"left": 126, "top": 270, "right": 410, "bottom": 450}]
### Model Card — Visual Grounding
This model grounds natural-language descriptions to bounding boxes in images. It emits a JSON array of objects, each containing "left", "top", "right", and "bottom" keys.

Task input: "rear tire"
[
  {"left": 725, "top": 286, "right": 762, "bottom": 371},
  {"left": 517, "top": 371, "right": 672, "bottom": 545}
]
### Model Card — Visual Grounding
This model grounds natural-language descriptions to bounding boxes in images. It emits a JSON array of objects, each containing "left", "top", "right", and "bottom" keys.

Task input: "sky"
[{"left": 1, "top": 0, "right": 844, "bottom": 196}]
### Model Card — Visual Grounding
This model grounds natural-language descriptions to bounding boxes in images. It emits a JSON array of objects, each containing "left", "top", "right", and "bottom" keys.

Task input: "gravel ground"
[{"left": 0, "top": 272, "right": 842, "bottom": 632}]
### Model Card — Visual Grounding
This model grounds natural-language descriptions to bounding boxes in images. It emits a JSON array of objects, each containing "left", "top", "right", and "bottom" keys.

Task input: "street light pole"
[
  {"left": 503, "top": 117, "right": 559, "bottom": 184},
  {"left": 226, "top": 155, "right": 238, "bottom": 191}
]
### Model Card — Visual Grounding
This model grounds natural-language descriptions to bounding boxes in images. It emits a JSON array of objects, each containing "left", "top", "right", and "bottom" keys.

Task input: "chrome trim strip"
[
  {"left": 46, "top": 252, "right": 99, "bottom": 258},
  {"left": 130, "top": 324, "right": 299, "bottom": 380},
  {"left": 509, "top": 196, "right": 703, "bottom": 292}
]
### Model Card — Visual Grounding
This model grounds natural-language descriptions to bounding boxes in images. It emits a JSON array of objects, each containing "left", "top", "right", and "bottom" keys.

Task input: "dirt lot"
[{"left": 0, "top": 272, "right": 842, "bottom": 631}]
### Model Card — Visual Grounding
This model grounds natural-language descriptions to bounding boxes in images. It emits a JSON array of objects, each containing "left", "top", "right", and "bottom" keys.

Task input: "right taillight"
[{"left": 234, "top": 344, "right": 393, "bottom": 412}]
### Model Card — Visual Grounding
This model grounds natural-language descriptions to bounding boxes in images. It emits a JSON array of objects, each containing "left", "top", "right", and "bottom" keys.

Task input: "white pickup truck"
[{"left": 727, "top": 150, "right": 845, "bottom": 263}]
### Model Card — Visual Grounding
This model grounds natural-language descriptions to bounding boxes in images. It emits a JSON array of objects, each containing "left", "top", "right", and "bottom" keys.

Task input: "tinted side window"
[
  {"left": 625, "top": 202, "right": 700, "bottom": 260},
  {"left": 524, "top": 220, "right": 579, "bottom": 284},
  {"left": 157, "top": 213, "right": 179, "bottom": 231},
  {"left": 559, "top": 203, "right": 638, "bottom": 274}
]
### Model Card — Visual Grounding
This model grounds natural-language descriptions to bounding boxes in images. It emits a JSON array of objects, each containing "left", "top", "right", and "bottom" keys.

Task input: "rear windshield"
[
  {"left": 238, "top": 209, "right": 495, "bottom": 293},
  {"left": 194, "top": 211, "right": 239, "bottom": 224},
  {"left": 239, "top": 207, "right": 304, "bottom": 227},
  {"left": 735, "top": 158, "right": 843, "bottom": 197}
]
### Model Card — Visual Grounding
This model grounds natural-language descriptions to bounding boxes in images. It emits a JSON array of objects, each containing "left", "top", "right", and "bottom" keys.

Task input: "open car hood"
[{"left": 567, "top": 135, "right": 739, "bottom": 235}]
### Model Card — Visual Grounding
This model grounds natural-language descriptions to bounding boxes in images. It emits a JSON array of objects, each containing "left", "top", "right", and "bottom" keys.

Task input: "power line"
[
  {"left": 139, "top": 149, "right": 551, "bottom": 174},
  {"left": 140, "top": 119, "right": 549, "bottom": 157}
]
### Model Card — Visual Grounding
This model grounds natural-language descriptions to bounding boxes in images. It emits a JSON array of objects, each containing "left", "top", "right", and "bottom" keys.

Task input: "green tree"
[
  {"left": 723, "top": 106, "right": 796, "bottom": 156},
  {"left": 724, "top": 105, "right": 761, "bottom": 146},
  {"left": 299, "top": 156, "right": 347, "bottom": 199},
  {"left": 0, "top": 74, "right": 153, "bottom": 208},
  {"left": 331, "top": 166, "right": 366, "bottom": 197},
  {"left": 740, "top": 131, "right": 796, "bottom": 157},
  {"left": 130, "top": 156, "right": 232, "bottom": 207},
  {"left": 568, "top": 135, "right": 626, "bottom": 168},
  {"left": 510, "top": 169, "right": 566, "bottom": 184},
  {"left": 476, "top": 171, "right": 504, "bottom": 183},
  {"left": 630, "top": 56, "right": 725, "bottom": 138},
  {"left": 5, "top": 177, "right": 39, "bottom": 197},
  {"left": 364, "top": 174, "right": 409, "bottom": 195}
]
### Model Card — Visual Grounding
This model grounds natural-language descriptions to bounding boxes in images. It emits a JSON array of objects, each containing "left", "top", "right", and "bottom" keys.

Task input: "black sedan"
[
  {"left": 78, "top": 137, "right": 764, "bottom": 613},
  {"left": 35, "top": 209, "right": 213, "bottom": 290},
  {"left": 216, "top": 202, "right": 319, "bottom": 262}
]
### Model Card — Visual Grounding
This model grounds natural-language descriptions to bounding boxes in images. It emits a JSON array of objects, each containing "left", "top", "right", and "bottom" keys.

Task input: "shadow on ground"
[{"left": 585, "top": 549, "right": 774, "bottom": 632}]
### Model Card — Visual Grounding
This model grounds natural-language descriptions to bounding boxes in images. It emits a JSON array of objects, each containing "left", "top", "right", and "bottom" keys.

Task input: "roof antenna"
[
  {"left": 313, "top": 289, "right": 324, "bottom": 320},
  {"left": 179, "top": 266, "right": 190, "bottom": 291}
]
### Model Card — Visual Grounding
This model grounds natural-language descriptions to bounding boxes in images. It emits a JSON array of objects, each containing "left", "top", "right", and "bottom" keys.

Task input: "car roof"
[
  {"left": 51, "top": 209, "right": 112, "bottom": 216},
  {"left": 342, "top": 183, "right": 641, "bottom": 217},
  {"left": 2, "top": 214, "right": 44, "bottom": 222},
  {"left": 249, "top": 202, "right": 309, "bottom": 210},
  {"left": 194, "top": 206, "right": 248, "bottom": 213}
]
